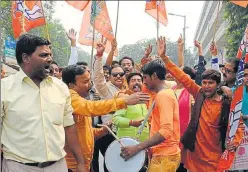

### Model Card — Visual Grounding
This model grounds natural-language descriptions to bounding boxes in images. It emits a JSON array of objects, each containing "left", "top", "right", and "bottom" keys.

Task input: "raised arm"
[
  {"left": 105, "top": 39, "right": 117, "bottom": 67},
  {"left": 210, "top": 41, "right": 221, "bottom": 72},
  {"left": 67, "top": 28, "right": 78, "bottom": 65},
  {"left": 177, "top": 34, "right": 184, "bottom": 67},
  {"left": 158, "top": 36, "right": 201, "bottom": 99},
  {"left": 92, "top": 40, "right": 111, "bottom": 98},
  {"left": 140, "top": 44, "right": 153, "bottom": 67},
  {"left": 194, "top": 40, "right": 205, "bottom": 85}
]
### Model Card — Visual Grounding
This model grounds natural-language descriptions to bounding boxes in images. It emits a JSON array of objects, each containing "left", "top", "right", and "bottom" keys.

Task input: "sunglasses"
[{"left": 111, "top": 72, "right": 125, "bottom": 77}]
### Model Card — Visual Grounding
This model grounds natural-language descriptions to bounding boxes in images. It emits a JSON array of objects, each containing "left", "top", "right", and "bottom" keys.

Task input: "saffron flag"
[
  {"left": 12, "top": 0, "right": 45, "bottom": 38},
  {"left": 66, "top": 1, "right": 89, "bottom": 11},
  {"left": 230, "top": 1, "right": 248, "bottom": 8},
  {"left": 216, "top": 25, "right": 248, "bottom": 172},
  {"left": 145, "top": 0, "right": 168, "bottom": 26},
  {"left": 78, "top": 1, "right": 116, "bottom": 54}
]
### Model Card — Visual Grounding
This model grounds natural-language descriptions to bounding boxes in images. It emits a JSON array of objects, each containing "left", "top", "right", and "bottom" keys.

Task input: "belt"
[{"left": 19, "top": 161, "right": 57, "bottom": 168}]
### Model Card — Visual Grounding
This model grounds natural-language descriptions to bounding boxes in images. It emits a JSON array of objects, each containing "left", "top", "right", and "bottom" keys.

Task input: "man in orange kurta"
[
  {"left": 158, "top": 36, "right": 244, "bottom": 172},
  {"left": 62, "top": 65, "right": 150, "bottom": 172},
  {"left": 120, "top": 59, "right": 180, "bottom": 172}
]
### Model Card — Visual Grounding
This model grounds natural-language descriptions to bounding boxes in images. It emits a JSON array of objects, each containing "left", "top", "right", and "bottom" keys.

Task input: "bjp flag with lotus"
[
  {"left": 78, "top": 1, "right": 116, "bottom": 54},
  {"left": 12, "top": 0, "right": 45, "bottom": 38}
]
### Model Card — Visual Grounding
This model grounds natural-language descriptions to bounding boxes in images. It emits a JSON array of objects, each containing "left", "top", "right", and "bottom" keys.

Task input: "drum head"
[{"left": 105, "top": 137, "right": 146, "bottom": 172}]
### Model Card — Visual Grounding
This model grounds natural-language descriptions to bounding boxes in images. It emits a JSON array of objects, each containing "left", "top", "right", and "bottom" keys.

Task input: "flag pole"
[
  {"left": 115, "top": 0, "right": 120, "bottom": 39},
  {"left": 40, "top": 1, "right": 50, "bottom": 42},
  {"left": 21, "top": 0, "right": 26, "bottom": 34},
  {"left": 156, "top": 1, "right": 159, "bottom": 40},
  {"left": 90, "top": 2, "right": 97, "bottom": 72}
]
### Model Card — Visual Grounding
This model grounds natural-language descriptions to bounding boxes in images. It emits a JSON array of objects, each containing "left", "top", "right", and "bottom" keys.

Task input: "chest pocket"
[{"left": 41, "top": 85, "right": 66, "bottom": 125}]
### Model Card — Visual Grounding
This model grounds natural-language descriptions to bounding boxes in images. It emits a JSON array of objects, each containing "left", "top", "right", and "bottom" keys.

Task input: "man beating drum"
[{"left": 120, "top": 37, "right": 181, "bottom": 172}]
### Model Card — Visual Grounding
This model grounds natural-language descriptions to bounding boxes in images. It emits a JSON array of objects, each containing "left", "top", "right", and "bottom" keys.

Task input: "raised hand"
[
  {"left": 194, "top": 40, "right": 203, "bottom": 56},
  {"left": 144, "top": 44, "right": 152, "bottom": 58},
  {"left": 111, "top": 39, "right": 117, "bottom": 52},
  {"left": 177, "top": 34, "right": 184, "bottom": 51},
  {"left": 194, "top": 40, "right": 202, "bottom": 49},
  {"left": 157, "top": 36, "right": 166, "bottom": 58},
  {"left": 67, "top": 28, "right": 77, "bottom": 47},
  {"left": 210, "top": 41, "right": 218, "bottom": 56},
  {"left": 96, "top": 36, "right": 107, "bottom": 57}
]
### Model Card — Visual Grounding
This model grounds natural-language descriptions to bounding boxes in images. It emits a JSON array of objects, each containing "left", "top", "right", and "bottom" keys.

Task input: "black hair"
[
  {"left": 127, "top": 72, "right": 143, "bottom": 84},
  {"left": 110, "top": 65, "right": 124, "bottom": 74},
  {"left": 103, "top": 65, "right": 111, "bottom": 74},
  {"left": 183, "top": 66, "right": 195, "bottom": 80},
  {"left": 16, "top": 34, "right": 51, "bottom": 65},
  {"left": 202, "top": 69, "right": 221, "bottom": 84},
  {"left": 51, "top": 61, "right": 58, "bottom": 66},
  {"left": 111, "top": 60, "right": 119, "bottom": 66},
  {"left": 76, "top": 61, "right": 88, "bottom": 66},
  {"left": 141, "top": 59, "right": 166, "bottom": 80},
  {"left": 62, "top": 65, "right": 86, "bottom": 86},
  {"left": 119, "top": 56, "right": 134, "bottom": 66},
  {"left": 226, "top": 58, "right": 240, "bottom": 73}
]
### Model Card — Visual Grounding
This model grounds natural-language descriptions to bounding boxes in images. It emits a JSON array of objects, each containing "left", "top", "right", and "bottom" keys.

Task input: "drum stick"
[{"left": 97, "top": 124, "right": 125, "bottom": 147}]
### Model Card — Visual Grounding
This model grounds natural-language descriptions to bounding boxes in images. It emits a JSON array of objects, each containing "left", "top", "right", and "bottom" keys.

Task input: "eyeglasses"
[
  {"left": 222, "top": 67, "right": 234, "bottom": 74},
  {"left": 111, "top": 72, "right": 125, "bottom": 77}
]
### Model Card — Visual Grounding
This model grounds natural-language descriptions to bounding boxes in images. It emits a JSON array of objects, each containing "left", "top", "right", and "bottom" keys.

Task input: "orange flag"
[
  {"left": 66, "top": 1, "right": 89, "bottom": 11},
  {"left": 12, "top": 0, "right": 45, "bottom": 38},
  {"left": 145, "top": 0, "right": 168, "bottom": 26},
  {"left": 78, "top": 1, "right": 116, "bottom": 54},
  {"left": 230, "top": 1, "right": 248, "bottom": 8}
]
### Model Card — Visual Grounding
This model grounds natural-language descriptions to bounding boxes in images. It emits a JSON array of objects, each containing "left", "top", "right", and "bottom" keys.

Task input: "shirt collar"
[{"left": 17, "top": 68, "right": 53, "bottom": 83}]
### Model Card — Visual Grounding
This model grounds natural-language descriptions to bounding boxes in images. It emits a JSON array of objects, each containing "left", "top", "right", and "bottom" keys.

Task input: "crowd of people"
[{"left": 1, "top": 28, "right": 248, "bottom": 172}]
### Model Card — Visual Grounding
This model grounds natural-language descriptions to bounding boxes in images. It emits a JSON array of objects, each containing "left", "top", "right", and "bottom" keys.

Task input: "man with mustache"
[
  {"left": 62, "top": 64, "right": 150, "bottom": 172},
  {"left": 119, "top": 56, "right": 135, "bottom": 77},
  {"left": 1, "top": 34, "right": 86, "bottom": 172},
  {"left": 113, "top": 72, "right": 149, "bottom": 142}
]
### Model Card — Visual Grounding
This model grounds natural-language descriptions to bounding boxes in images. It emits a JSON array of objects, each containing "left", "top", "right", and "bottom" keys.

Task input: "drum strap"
[{"left": 137, "top": 100, "right": 155, "bottom": 138}]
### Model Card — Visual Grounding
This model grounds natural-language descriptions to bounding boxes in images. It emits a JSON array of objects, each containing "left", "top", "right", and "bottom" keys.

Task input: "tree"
[
  {"left": 118, "top": 38, "right": 195, "bottom": 67},
  {"left": 224, "top": 2, "right": 248, "bottom": 58},
  {"left": 0, "top": 1, "right": 90, "bottom": 67}
]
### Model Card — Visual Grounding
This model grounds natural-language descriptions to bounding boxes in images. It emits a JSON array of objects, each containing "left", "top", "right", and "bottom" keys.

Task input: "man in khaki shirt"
[{"left": 1, "top": 34, "right": 85, "bottom": 172}]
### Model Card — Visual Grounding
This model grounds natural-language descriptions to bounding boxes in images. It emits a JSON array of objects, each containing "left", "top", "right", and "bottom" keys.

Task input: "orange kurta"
[
  {"left": 150, "top": 89, "right": 180, "bottom": 156},
  {"left": 164, "top": 59, "right": 223, "bottom": 171},
  {"left": 65, "top": 89, "right": 127, "bottom": 171}
]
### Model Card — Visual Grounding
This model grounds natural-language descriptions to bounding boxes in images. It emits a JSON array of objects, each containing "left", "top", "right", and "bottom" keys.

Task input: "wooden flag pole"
[
  {"left": 115, "top": 0, "right": 120, "bottom": 39},
  {"left": 156, "top": 2, "right": 159, "bottom": 40},
  {"left": 40, "top": 1, "right": 50, "bottom": 42},
  {"left": 21, "top": 0, "right": 26, "bottom": 34},
  {"left": 90, "top": 2, "right": 97, "bottom": 72}
]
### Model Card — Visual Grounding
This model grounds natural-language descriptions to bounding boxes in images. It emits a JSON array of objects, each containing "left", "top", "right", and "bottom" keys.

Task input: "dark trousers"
[{"left": 91, "top": 134, "right": 115, "bottom": 172}]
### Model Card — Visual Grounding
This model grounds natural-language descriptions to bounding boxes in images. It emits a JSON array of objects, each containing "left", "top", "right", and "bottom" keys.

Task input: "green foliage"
[
  {"left": 224, "top": 2, "right": 248, "bottom": 58},
  {"left": 118, "top": 38, "right": 195, "bottom": 67}
]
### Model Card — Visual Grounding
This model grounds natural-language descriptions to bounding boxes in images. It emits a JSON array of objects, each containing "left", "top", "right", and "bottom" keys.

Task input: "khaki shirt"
[{"left": 1, "top": 69, "right": 74, "bottom": 163}]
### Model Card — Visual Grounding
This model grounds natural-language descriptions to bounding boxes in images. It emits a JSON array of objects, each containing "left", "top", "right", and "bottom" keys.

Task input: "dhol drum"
[{"left": 105, "top": 137, "right": 146, "bottom": 172}]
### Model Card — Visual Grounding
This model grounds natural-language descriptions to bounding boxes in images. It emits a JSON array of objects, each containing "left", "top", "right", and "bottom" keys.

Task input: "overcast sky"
[{"left": 54, "top": 1, "right": 204, "bottom": 53}]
